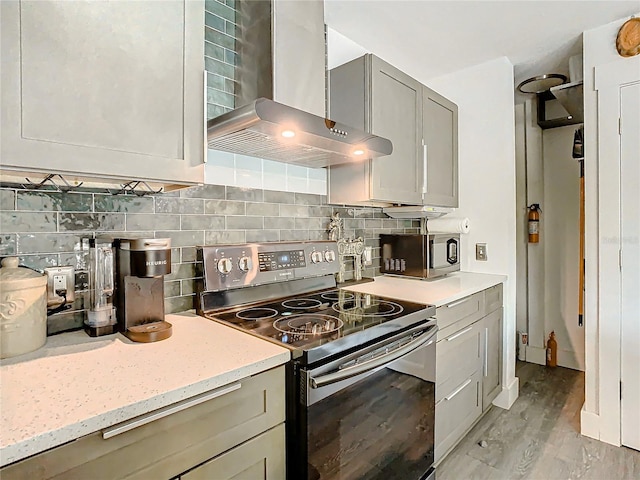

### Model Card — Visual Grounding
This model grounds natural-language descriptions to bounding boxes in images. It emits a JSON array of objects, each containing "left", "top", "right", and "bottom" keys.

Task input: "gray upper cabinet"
[
  {"left": 328, "top": 54, "right": 423, "bottom": 206},
  {"left": 422, "top": 88, "right": 459, "bottom": 207},
  {"left": 0, "top": 0, "right": 204, "bottom": 187},
  {"left": 328, "top": 54, "right": 458, "bottom": 207}
]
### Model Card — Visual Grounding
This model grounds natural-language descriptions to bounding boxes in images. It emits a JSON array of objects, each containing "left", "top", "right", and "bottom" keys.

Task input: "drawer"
[
  {"left": 1, "top": 366, "right": 285, "bottom": 480},
  {"left": 436, "top": 321, "right": 482, "bottom": 403},
  {"left": 436, "top": 291, "right": 484, "bottom": 340},
  {"left": 182, "top": 423, "right": 285, "bottom": 480},
  {"left": 435, "top": 370, "right": 482, "bottom": 463},
  {"left": 484, "top": 283, "right": 503, "bottom": 315}
]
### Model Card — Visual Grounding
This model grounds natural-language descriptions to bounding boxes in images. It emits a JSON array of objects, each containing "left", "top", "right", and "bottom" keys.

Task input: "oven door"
[{"left": 295, "top": 322, "right": 437, "bottom": 480}]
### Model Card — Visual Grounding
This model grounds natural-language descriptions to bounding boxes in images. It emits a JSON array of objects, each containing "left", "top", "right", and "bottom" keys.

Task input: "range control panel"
[{"left": 199, "top": 241, "right": 340, "bottom": 292}]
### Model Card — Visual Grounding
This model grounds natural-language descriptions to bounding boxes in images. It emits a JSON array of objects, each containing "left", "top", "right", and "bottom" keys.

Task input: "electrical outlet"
[
  {"left": 476, "top": 243, "right": 488, "bottom": 261},
  {"left": 44, "top": 266, "right": 75, "bottom": 308}
]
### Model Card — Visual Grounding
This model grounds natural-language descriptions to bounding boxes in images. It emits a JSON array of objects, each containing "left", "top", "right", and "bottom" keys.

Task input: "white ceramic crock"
[{"left": 0, "top": 257, "right": 48, "bottom": 359}]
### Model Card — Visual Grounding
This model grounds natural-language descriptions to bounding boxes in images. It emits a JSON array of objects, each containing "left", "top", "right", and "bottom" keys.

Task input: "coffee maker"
[
  {"left": 85, "top": 238, "right": 117, "bottom": 337},
  {"left": 114, "top": 238, "right": 172, "bottom": 342}
]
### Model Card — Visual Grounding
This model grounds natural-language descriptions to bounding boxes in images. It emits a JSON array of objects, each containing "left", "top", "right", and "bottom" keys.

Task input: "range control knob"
[
  {"left": 324, "top": 250, "right": 336, "bottom": 262},
  {"left": 217, "top": 258, "right": 233, "bottom": 274},
  {"left": 310, "top": 251, "right": 324, "bottom": 264},
  {"left": 238, "top": 256, "right": 253, "bottom": 272}
]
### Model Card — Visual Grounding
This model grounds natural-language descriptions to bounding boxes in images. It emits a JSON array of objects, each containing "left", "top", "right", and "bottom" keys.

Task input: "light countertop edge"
[
  {"left": 340, "top": 271, "right": 507, "bottom": 307},
  {"left": 0, "top": 312, "right": 290, "bottom": 467}
]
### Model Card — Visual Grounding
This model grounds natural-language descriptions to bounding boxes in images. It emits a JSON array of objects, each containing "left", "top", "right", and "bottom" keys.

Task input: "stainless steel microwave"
[{"left": 380, "top": 233, "right": 460, "bottom": 279}]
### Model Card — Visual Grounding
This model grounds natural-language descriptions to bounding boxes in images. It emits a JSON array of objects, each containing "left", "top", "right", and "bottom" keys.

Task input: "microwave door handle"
[{"left": 309, "top": 328, "right": 437, "bottom": 389}]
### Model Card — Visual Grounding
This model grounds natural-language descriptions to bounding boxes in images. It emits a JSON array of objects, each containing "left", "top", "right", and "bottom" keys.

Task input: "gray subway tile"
[
  {"left": 94, "top": 194, "right": 154, "bottom": 213},
  {"left": 155, "top": 230, "right": 205, "bottom": 248},
  {"left": 309, "top": 230, "right": 329, "bottom": 241},
  {"left": 16, "top": 191, "right": 92, "bottom": 212},
  {"left": 279, "top": 204, "right": 310, "bottom": 218},
  {"left": 18, "top": 254, "right": 58, "bottom": 271},
  {"left": 204, "top": 27, "right": 235, "bottom": 51},
  {"left": 207, "top": 104, "right": 226, "bottom": 120},
  {"left": 59, "top": 213, "right": 125, "bottom": 232},
  {"left": 224, "top": 48, "right": 237, "bottom": 64},
  {"left": 204, "top": 0, "right": 218, "bottom": 14},
  {"left": 18, "top": 233, "right": 81, "bottom": 254},
  {"left": 181, "top": 279, "right": 196, "bottom": 296},
  {"left": 246, "top": 230, "right": 280, "bottom": 242},
  {"left": 59, "top": 250, "right": 89, "bottom": 271},
  {"left": 126, "top": 214, "right": 180, "bottom": 231},
  {"left": 165, "top": 295, "right": 195, "bottom": 314},
  {"left": 181, "top": 215, "right": 225, "bottom": 231},
  {"left": 332, "top": 207, "right": 354, "bottom": 218},
  {"left": 364, "top": 218, "right": 384, "bottom": 229},
  {"left": 226, "top": 216, "right": 263, "bottom": 230},
  {"left": 280, "top": 230, "right": 310, "bottom": 241},
  {"left": 263, "top": 217, "right": 294, "bottom": 230},
  {"left": 156, "top": 197, "right": 204, "bottom": 214},
  {"left": 181, "top": 247, "right": 198, "bottom": 262},
  {"left": 264, "top": 190, "right": 295, "bottom": 204},
  {"left": 295, "top": 193, "right": 323, "bottom": 206},
  {"left": 308, "top": 205, "right": 333, "bottom": 218},
  {"left": 246, "top": 202, "right": 279, "bottom": 216},
  {"left": 383, "top": 218, "right": 399, "bottom": 229},
  {"left": 0, "top": 189, "right": 16, "bottom": 210},
  {"left": 226, "top": 186, "right": 263, "bottom": 202},
  {"left": 207, "top": 88, "right": 235, "bottom": 109},
  {"left": 207, "top": 72, "right": 226, "bottom": 90},
  {"left": 205, "top": 199, "right": 245, "bottom": 215},
  {"left": 47, "top": 310, "right": 85, "bottom": 335},
  {"left": 208, "top": 0, "right": 235, "bottom": 22},
  {"left": 205, "top": 230, "right": 245, "bottom": 244},
  {"left": 205, "top": 12, "right": 225, "bottom": 32},
  {"left": 180, "top": 185, "right": 225, "bottom": 199},
  {"left": 165, "top": 263, "right": 197, "bottom": 281},
  {"left": 344, "top": 218, "right": 365, "bottom": 230},
  {"left": 0, "top": 234, "right": 17, "bottom": 256},
  {"left": 224, "top": 78, "right": 236, "bottom": 94},
  {"left": 0, "top": 211, "right": 56, "bottom": 232},
  {"left": 205, "top": 57, "right": 234, "bottom": 78},
  {"left": 165, "top": 280, "right": 181, "bottom": 297},
  {"left": 295, "top": 217, "right": 325, "bottom": 230}
]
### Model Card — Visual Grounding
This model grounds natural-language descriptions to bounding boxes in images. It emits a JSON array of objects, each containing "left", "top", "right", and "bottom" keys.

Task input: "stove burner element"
[
  {"left": 320, "top": 291, "right": 355, "bottom": 301},
  {"left": 282, "top": 298, "right": 323, "bottom": 310},
  {"left": 332, "top": 300, "right": 404, "bottom": 317},
  {"left": 274, "top": 314, "right": 344, "bottom": 336},
  {"left": 236, "top": 307, "right": 279, "bottom": 321}
]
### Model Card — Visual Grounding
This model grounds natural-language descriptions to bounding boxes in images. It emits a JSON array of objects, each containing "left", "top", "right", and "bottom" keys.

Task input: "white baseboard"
[
  {"left": 493, "top": 376, "right": 519, "bottom": 410},
  {"left": 580, "top": 404, "right": 600, "bottom": 440},
  {"left": 525, "top": 345, "right": 546, "bottom": 365}
]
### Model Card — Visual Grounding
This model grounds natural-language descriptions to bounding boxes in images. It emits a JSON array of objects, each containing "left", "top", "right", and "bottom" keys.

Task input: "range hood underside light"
[{"left": 206, "top": 98, "right": 393, "bottom": 169}]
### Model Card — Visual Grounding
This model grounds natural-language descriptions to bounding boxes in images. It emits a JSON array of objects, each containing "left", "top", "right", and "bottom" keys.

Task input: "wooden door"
[{"left": 620, "top": 81, "right": 640, "bottom": 451}]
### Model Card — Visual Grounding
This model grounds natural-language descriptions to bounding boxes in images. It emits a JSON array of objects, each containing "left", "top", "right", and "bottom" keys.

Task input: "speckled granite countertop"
[
  {"left": 342, "top": 272, "right": 506, "bottom": 307},
  {"left": 0, "top": 312, "right": 290, "bottom": 467}
]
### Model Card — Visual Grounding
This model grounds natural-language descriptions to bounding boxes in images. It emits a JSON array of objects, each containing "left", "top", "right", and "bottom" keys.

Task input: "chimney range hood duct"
[
  {"left": 206, "top": 0, "right": 393, "bottom": 168},
  {"left": 207, "top": 98, "right": 393, "bottom": 168}
]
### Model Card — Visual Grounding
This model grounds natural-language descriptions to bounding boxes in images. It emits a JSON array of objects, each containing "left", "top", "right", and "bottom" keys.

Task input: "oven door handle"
[{"left": 309, "top": 328, "right": 437, "bottom": 389}]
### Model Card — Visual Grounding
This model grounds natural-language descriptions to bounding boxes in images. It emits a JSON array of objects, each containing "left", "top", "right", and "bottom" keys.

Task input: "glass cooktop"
[{"left": 207, "top": 289, "right": 435, "bottom": 364}]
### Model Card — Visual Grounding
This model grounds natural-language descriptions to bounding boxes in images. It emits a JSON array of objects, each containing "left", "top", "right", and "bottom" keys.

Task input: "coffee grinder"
[{"left": 114, "top": 238, "right": 172, "bottom": 342}]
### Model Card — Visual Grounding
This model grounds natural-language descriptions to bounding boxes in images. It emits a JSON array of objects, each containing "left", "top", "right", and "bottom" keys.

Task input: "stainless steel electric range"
[{"left": 196, "top": 241, "right": 437, "bottom": 480}]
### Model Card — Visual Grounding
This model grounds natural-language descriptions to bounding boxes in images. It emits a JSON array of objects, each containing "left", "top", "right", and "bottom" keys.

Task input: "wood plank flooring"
[{"left": 437, "top": 362, "right": 640, "bottom": 479}]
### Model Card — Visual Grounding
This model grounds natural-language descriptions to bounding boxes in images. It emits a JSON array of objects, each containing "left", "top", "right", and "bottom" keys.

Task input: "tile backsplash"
[{"left": 0, "top": 184, "right": 419, "bottom": 336}]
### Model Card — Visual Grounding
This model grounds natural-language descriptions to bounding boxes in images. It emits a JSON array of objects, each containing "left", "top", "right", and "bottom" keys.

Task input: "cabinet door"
[
  {"left": 482, "top": 308, "right": 503, "bottom": 410},
  {"left": 182, "top": 424, "right": 285, "bottom": 480},
  {"left": 369, "top": 56, "right": 423, "bottom": 205},
  {"left": 0, "top": 0, "right": 204, "bottom": 185},
  {"left": 422, "top": 87, "right": 458, "bottom": 207}
]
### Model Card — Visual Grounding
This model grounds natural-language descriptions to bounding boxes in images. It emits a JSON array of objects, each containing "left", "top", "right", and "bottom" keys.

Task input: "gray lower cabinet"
[
  {"left": 0, "top": 0, "right": 204, "bottom": 187},
  {"left": 1, "top": 366, "right": 285, "bottom": 480},
  {"left": 328, "top": 54, "right": 458, "bottom": 207},
  {"left": 435, "top": 284, "right": 503, "bottom": 463}
]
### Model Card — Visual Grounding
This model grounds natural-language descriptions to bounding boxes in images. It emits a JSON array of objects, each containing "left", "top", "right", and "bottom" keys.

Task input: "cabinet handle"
[
  {"left": 422, "top": 141, "right": 428, "bottom": 194},
  {"left": 445, "top": 326, "right": 473, "bottom": 342},
  {"left": 102, "top": 382, "right": 241, "bottom": 439},
  {"left": 484, "top": 327, "right": 489, "bottom": 376},
  {"left": 445, "top": 378, "right": 472, "bottom": 401},
  {"left": 446, "top": 297, "right": 469, "bottom": 309}
]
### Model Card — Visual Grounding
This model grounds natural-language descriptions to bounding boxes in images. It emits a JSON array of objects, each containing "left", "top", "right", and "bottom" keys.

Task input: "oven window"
[{"left": 302, "top": 344, "right": 435, "bottom": 480}]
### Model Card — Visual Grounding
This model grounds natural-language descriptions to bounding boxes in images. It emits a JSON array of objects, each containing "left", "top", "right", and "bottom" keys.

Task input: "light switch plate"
[
  {"left": 476, "top": 243, "right": 488, "bottom": 261},
  {"left": 44, "top": 266, "right": 75, "bottom": 308}
]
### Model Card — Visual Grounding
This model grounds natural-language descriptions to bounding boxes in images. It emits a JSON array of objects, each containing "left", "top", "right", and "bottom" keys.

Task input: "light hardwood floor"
[{"left": 437, "top": 362, "right": 640, "bottom": 479}]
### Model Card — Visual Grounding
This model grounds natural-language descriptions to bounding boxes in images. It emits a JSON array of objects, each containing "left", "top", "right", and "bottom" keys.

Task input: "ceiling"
[{"left": 324, "top": 0, "right": 639, "bottom": 98}]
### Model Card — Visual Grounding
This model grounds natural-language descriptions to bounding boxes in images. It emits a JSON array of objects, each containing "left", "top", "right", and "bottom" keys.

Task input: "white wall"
[
  {"left": 427, "top": 57, "right": 519, "bottom": 408},
  {"left": 582, "top": 12, "right": 640, "bottom": 444},
  {"left": 542, "top": 125, "right": 584, "bottom": 371}
]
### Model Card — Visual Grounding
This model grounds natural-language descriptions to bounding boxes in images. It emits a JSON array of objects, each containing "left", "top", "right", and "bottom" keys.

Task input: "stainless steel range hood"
[
  {"left": 205, "top": 0, "right": 393, "bottom": 168},
  {"left": 207, "top": 98, "right": 393, "bottom": 168},
  {"left": 550, "top": 81, "right": 584, "bottom": 123}
]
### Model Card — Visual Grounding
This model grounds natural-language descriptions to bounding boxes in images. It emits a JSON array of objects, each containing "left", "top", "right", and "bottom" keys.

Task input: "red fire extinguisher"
[{"left": 528, "top": 204, "right": 541, "bottom": 243}]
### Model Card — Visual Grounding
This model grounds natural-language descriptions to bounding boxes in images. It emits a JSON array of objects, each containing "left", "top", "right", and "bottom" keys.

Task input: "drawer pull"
[
  {"left": 102, "top": 382, "right": 242, "bottom": 439},
  {"left": 444, "top": 378, "right": 472, "bottom": 401},
  {"left": 484, "top": 327, "right": 489, "bottom": 376},
  {"left": 445, "top": 326, "right": 473, "bottom": 342},
  {"left": 446, "top": 298, "right": 470, "bottom": 309}
]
